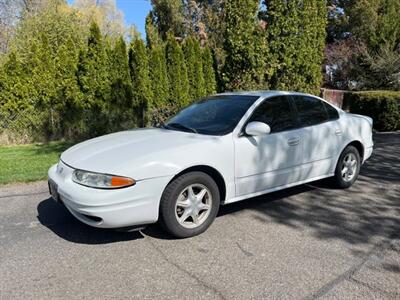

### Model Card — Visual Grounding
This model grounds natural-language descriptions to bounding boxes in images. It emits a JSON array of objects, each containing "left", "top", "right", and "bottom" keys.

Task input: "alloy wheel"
[
  {"left": 341, "top": 152, "right": 358, "bottom": 182},
  {"left": 175, "top": 184, "right": 212, "bottom": 229}
]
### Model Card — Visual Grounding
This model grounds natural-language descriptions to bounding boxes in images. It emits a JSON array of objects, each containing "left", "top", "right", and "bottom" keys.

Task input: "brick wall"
[{"left": 320, "top": 88, "right": 346, "bottom": 109}]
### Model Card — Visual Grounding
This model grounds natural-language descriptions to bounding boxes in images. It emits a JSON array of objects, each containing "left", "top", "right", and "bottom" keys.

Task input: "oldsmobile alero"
[{"left": 48, "top": 91, "right": 373, "bottom": 238}]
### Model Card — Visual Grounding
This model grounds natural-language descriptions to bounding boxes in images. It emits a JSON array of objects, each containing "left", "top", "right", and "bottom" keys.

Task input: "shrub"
[
  {"left": 148, "top": 103, "right": 179, "bottom": 128},
  {"left": 346, "top": 91, "right": 400, "bottom": 131}
]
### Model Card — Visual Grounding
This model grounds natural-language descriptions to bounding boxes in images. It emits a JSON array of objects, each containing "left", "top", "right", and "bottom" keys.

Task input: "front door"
[{"left": 234, "top": 96, "right": 303, "bottom": 197}]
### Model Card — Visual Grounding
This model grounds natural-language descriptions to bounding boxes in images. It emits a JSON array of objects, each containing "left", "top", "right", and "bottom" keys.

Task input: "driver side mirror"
[{"left": 245, "top": 121, "right": 271, "bottom": 136}]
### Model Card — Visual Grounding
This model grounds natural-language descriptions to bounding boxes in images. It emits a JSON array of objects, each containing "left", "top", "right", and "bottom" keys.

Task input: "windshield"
[{"left": 164, "top": 95, "right": 259, "bottom": 135}]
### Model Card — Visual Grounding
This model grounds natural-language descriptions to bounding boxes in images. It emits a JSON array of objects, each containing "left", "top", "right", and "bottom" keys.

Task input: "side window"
[
  {"left": 324, "top": 102, "right": 339, "bottom": 120},
  {"left": 292, "top": 96, "right": 328, "bottom": 127},
  {"left": 249, "top": 96, "right": 295, "bottom": 133}
]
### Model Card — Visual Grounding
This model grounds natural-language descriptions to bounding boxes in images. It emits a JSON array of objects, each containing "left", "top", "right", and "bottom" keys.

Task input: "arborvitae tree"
[
  {"left": 129, "top": 38, "right": 153, "bottom": 127},
  {"left": 222, "top": 0, "right": 265, "bottom": 91},
  {"left": 145, "top": 12, "right": 161, "bottom": 48},
  {"left": 348, "top": 0, "right": 400, "bottom": 89},
  {"left": 298, "top": 1, "right": 327, "bottom": 94},
  {"left": 77, "top": 21, "right": 110, "bottom": 136},
  {"left": 27, "top": 33, "right": 58, "bottom": 136},
  {"left": 349, "top": 0, "right": 400, "bottom": 52},
  {"left": 165, "top": 34, "right": 189, "bottom": 107},
  {"left": 2, "top": 2, "right": 86, "bottom": 140},
  {"left": 264, "top": 1, "right": 298, "bottom": 91},
  {"left": 150, "top": 0, "right": 185, "bottom": 39},
  {"left": 0, "top": 52, "right": 31, "bottom": 112},
  {"left": 202, "top": 45, "right": 217, "bottom": 95},
  {"left": 265, "top": 0, "right": 327, "bottom": 94},
  {"left": 54, "top": 37, "right": 83, "bottom": 138},
  {"left": 183, "top": 36, "right": 205, "bottom": 101},
  {"left": 108, "top": 36, "right": 134, "bottom": 131},
  {"left": 149, "top": 44, "right": 169, "bottom": 107},
  {"left": 183, "top": 37, "right": 196, "bottom": 100},
  {"left": 192, "top": 38, "right": 206, "bottom": 99}
]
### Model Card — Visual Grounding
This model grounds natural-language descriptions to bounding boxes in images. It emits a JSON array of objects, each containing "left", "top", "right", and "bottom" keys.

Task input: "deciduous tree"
[{"left": 73, "top": 0, "right": 125, "bottom": 42}]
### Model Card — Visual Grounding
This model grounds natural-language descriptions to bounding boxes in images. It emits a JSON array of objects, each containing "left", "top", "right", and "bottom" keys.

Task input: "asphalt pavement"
[{"left": 0, "top": 132, "right": 399, "bottom": 299}]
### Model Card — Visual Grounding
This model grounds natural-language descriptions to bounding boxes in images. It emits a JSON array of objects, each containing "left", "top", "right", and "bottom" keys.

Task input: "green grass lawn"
[{"left": 0, "top": 141, "right": 74, "bottom": 185}]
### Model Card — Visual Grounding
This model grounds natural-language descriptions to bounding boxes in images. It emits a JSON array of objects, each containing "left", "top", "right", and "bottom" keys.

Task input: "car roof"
[{"left": 215, "top": 90, "right": 319, "bottom": 99}]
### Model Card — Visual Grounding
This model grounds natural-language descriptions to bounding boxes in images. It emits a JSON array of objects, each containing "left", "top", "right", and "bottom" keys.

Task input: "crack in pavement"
[
  {"left": 145, "top": 237, "right": 227, "bottom": 300},
  {"left": 0, "top": 191, "right": 48, "bottom": 199},
  {"left": 302, "top": 231, "right": 399, "bottom": 300},
  {"left": 236, "top": 242, "right": 254, "bottom": 257},
  {"left": 349, "top": 277, "right": 400, "bottom": 298}
]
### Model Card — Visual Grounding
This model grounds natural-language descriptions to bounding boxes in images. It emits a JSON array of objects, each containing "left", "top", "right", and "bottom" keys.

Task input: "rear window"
[
  {"left": 292, "top": 96, "right": 328, "bottom": 127},
  {"left": 324, "top": 102, "right": 339, "bottom": 120}
]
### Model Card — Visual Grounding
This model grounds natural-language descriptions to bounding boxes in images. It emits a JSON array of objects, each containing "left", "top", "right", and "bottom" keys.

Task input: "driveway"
[{"left": 1, "top": 132, "right": 399, "bottom": 299}]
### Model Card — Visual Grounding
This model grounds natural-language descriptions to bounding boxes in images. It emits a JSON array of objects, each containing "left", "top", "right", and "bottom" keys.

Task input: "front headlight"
[{"left": 72, "top": 170, "right": 135, "bottom": 189}]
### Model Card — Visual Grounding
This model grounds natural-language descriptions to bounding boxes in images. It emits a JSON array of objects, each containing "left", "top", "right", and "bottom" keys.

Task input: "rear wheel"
[
  {"left": 159, "top": 172, "right": 220, "bottom": 238},
  {"left": 332, "top": 145, "right": 361, "bottom": 188}
]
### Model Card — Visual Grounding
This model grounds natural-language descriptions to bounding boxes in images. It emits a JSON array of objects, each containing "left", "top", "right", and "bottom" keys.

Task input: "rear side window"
[
  {"left": 324, "top": 102, "right": 339, "bottom": 120},
  {"left": 292, "top": 96, "right": 328, "bottom": 127},
  {"left": 248, "top": 96, "right": 295, "bottom": 133}
]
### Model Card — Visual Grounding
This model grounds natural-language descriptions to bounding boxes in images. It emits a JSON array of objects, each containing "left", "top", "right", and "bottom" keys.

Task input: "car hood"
[{"left": 61, "top": 128, "right": 225, "bottom": 179}]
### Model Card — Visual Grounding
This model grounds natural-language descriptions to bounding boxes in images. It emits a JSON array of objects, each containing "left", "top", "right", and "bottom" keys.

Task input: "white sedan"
[{"left": 48, "top": 91, "right": 373, "bottom": 238}]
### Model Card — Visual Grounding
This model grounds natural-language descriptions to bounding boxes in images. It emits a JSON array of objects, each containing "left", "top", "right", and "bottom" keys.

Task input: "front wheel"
[
  {"left": 159, "top": 172, "right": 220, "bottom": 238},
  {"left": 332, "top": 145, "right": 361, "bottom": 189}
]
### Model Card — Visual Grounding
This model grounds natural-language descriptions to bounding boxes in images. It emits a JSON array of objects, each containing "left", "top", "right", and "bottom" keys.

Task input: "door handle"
[
  {"left": 335, "top": 129, "right": 342, "bottom": 136},
  {"left": 287, "top": 137, "right": 300, "bottom": 146}
]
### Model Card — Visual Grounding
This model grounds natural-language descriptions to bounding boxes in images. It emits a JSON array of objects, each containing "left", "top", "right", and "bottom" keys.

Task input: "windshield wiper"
[{"left": 162, "top": 123, "right": 198, "bottom": 133}]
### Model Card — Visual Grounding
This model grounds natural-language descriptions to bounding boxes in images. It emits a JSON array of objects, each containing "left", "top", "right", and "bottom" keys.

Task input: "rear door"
[
  {"left": 234, "top": 96, "right": 303, "bottom": 197},
  {"left": 290, "top": 95, "right": 342, "bottom": 180}
]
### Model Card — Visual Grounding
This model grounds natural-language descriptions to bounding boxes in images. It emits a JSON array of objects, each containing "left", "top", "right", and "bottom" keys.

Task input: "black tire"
[
  {"left": 332, "top": 145, "right": 361, "bottom": 189},
  {"left": 159, "top": 172, "right": 220, "bottom": 238}
]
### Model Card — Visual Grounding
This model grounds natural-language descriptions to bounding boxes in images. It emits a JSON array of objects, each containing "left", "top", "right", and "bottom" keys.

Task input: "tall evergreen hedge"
[
  {"left": 202, "top": 45, "right": 217, "bottom": 95},
  {"left": 108, "top": 37, "right": 134, "bottom": 131},
  {"left": 129, "top": 38, "right": 153, "bottom": 127},
  {"left": 0, "top": 0, "right": 330, "bottom": 143},
  {"left": 222, "top": 0, "right": 265, "bottom": 91},
  {"left": 77, "top": 22, "right": 110, "bottom": 136},
  {"left": 166, "top": 34, "right": 190, "bottom": 107},
  {"left": 148, "top": 44, "right": 169, "bottom": 107},
  {"left": 264, "top": 0, "right": 327, "bottom": 94},
  {"left": 184, "top": 36, "right": 206, "bottom": 101}
]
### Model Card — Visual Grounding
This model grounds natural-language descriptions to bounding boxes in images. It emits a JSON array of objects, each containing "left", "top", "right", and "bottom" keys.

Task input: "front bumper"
[{"left": 48, "top": 161, "right": 173, "bottom": 228}]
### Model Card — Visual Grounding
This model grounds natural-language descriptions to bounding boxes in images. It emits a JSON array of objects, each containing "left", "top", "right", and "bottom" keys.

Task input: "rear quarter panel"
[{"left": 338, "top": 112, "right": 373, "bottom": 161}]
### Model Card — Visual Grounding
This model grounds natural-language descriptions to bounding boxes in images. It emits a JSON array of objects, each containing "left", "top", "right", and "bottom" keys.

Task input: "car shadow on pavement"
[
  {"left": 359, "top": 132, "right": 400, "bottom": 183},
  {"left": 37, "top": 197, "right": 144, "bottom": 244},
  {"left": 37, "top": 132, "right": 400, "bottom": 271},
  {"left": 217, "top": 133, "right": 400, "bottom": 275},
  {"left": 218, "top": 183, "right": 316, "bottom": 217}
]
